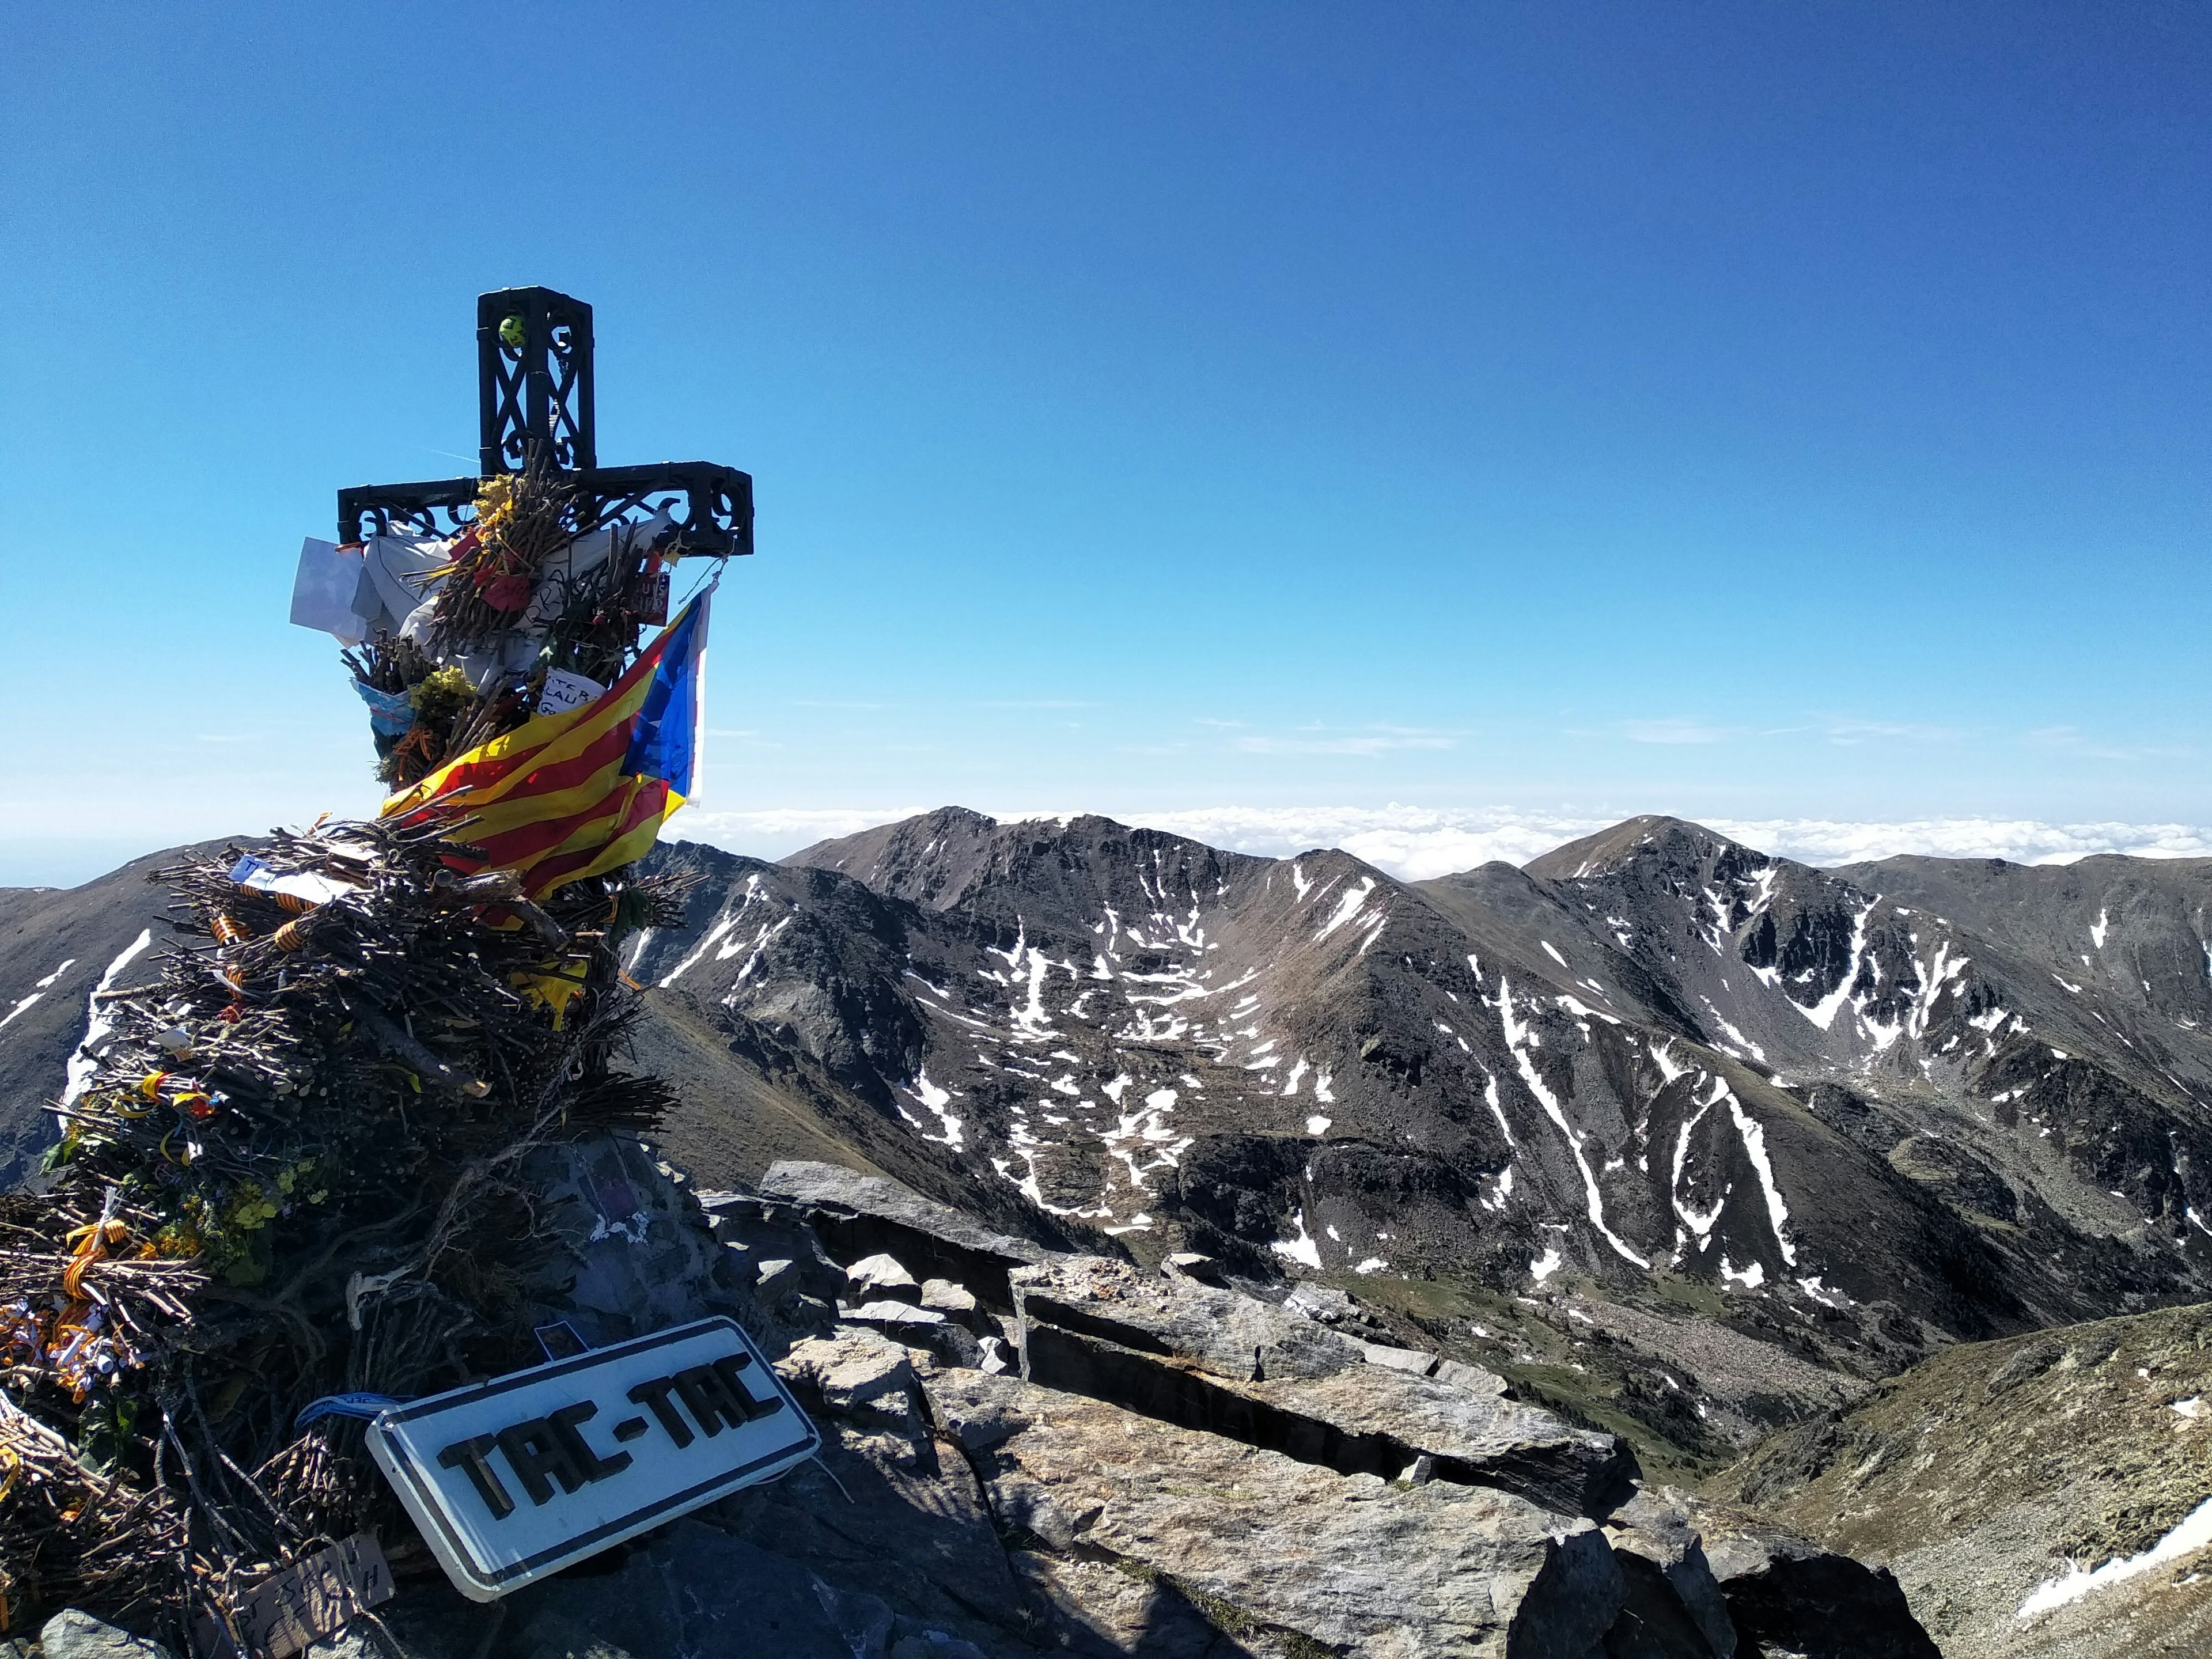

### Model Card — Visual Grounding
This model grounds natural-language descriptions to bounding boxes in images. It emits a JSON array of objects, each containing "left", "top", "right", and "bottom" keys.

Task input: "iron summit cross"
[{"left": 338, "top": 287, "right": 753, "bottom": 562}]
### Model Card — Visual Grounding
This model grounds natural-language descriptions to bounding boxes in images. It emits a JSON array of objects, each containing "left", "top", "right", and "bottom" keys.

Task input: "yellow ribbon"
[{"left": 60, "top": 1218, "right": 128, "bottom": 1300}]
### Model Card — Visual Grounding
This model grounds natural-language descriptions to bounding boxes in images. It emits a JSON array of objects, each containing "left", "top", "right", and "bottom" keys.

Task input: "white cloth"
[
  {"left": 361, "top": 529, "right": 451, "bottom": 635},
  {"left": 452, "top": 632, "right": 546, "bottom": 691},
  {"left": 289, "top": 538, "right": 370, "bottom": 645}
]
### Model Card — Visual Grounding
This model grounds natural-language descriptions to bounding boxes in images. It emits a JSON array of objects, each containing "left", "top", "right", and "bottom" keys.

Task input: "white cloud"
[
  {"left": 1234, "top": 725, "right": 1457, "bottom": 757},
  {"left": 1820, "top": 719, "right": 1961, "bottom": 747},
  {"left": 1128, "top": 806, "right": 1585, "bottom": 877},
  {"left": 675, "top": 806, "right": 929, "bottom": 859},
  {"left": 669, "top": 804, "right": 2212, "bottom": 882},
  {"left": 1700, "top": 816, "right": 2212, "bottom": 868},
  {"left": 1621, "top": 719, "right": 1726, "bottom": 745}
]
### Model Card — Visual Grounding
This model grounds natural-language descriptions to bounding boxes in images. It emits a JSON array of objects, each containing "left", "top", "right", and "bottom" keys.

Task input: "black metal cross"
[{"left": 336, "top": 287, "right": 753, "bottom": 558}]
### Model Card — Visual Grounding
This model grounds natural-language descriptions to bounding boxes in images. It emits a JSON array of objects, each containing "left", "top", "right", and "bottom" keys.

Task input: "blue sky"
[{"left": 3, "top": 3, "right": 2207, "bottom": 885}]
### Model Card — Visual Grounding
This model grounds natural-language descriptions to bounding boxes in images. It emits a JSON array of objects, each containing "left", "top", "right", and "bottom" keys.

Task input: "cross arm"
[{"left": 336, "top": 461, "right": 753, "bottom": 558}]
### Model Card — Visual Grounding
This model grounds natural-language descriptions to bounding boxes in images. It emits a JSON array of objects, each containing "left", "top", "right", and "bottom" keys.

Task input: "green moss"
[
  {"left": 1713, "top": 1300, "right": 2212, "bottom": 1573},
  {"left": 1321, "top": 1270, "right": 1481, "bottom": 1324},
  {"left": 1499, "top": 1361, "right": 1723, "bottom": 1486},
  {"left": 1649, "top": 1271, "right": 1729, "bottom": 1319},
  {"left": 2053, "top": 1436, "right": 2212, "bottom": 1563},
  {"left": 1323, "top": 1268, "right": 1732, "bottom": 1482}
]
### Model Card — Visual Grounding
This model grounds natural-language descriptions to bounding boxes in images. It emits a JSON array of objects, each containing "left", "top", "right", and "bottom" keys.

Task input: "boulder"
[
  {"left": 755, "top": 1162, "right": 1048, "bottom": 1309},
  {"left": 755, "top": 1256, "right": 798, "bottom": 1291},
  {"left": 518, "top": 1133, "right": 755, "bottom": 1347},
  {"left": 733, "top": 1339, "right": 1040, "bottom": 1652},
  {"left": 1283, "top": 1282, "right": 1358, "bottom": 1323},
  {"left": 38, "top": 1612, "right": 175, "bottom": 1659},
  {"left": 928, "top": 1367, "right": 1629, "bottom": 1657},
  {"left": 1662, "top": 1490, "right": 1938, "bottom": 1659},
  {"left": 921, "top": 1277, "right": 981, "bottom": 1319},
  {"left": 849, "top": 1251, "right": 922, "bottom": 1300},
  {"left": 1012, "top": 1255, "right": 1637, "bottom": 1517},
  {"left": 778, "top": 1327, "right": 925, "bottom": 1426},
  {"left": 700, "top": 1189, "right": 850, "bottom": 1312},
  {"left": 505, "top": 1523, "right": 895, "bottom": 1659},
  {"left": 1605, "top": 1490, "right": 1738, "bottom": 1659}
]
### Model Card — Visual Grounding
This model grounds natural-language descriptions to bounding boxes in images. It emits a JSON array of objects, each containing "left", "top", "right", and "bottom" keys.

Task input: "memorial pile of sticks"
[
  {"left": 342, "top": 463, "right": 679, "bottom": 790},
  {"left": 0, "top": 815, "right": 684, "bottom": 1637}
]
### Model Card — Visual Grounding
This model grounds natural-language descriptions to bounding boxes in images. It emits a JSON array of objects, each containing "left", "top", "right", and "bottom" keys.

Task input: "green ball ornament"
[{"left": 498, "top": 315, "right": 527, "bottom": 351}]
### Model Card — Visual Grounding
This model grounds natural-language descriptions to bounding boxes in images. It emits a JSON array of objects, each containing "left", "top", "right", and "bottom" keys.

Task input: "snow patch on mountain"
[
  {"left": 61, "top": 930, "right": 153, "bottom": 1110},
  {"left": 1498, "top": 978, "right": 1649, "bottom": 1269}
]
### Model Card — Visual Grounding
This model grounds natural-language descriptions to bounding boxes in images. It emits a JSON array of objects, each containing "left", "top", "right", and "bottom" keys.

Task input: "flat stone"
[
  {"left": 1256, "top": 1363, "right": 1637, "bottom": 1518},
  {"left": 1434, "top": 1357, "right": 1510, "bottom": 1398},
  {"left": 1012, "top": 1255, "right": 1637, "bottom": 1517},
  {"left": 849, "top": 1251, "right": 921, "bottom": 1298},
  {"left": 757, "top": 1162, "right": 1047, "bottom": 1309},
  {"left": 919, "top": 1278, "right": 979, "bottom": 1317},
  {"left": 1357, "top": 1339, "right": 1440, "bottom": 1376},
  {"left": 781, "top": 1328, "right": 921, "bottom": 1425},
  {"left": 928, "top": 1368, "right": 1626, "bottom": 1656},
  {"left": 1012, "top": 1254, "right": 1367, "bottom": 1384},
  {"left": 39, "top": 1612, "right": 175, "bottom": 1659},
  {"left": 846, "top": 1300, "right": 949, "bottom": 1333}
]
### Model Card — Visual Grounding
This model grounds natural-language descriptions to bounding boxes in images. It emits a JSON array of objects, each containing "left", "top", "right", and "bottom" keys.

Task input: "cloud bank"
[{"left": 675, "top": 804, "right": 2212, "bottom": 882}]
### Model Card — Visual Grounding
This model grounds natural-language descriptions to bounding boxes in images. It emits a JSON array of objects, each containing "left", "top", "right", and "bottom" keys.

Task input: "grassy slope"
[{"left": 1713, "top": 1300, "right": 2212, "bottom": 1658}]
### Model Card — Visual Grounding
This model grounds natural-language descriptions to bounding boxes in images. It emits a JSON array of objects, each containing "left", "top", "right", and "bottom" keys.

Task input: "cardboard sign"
[
  {"left": 368, "top": 1318, "right": 817, "bottom": 1601},
  {"left": 537, "top": 668, "right": 607, "bottom": 717},
  {"left": 192, "top": 1532, "right": 392, "bottom": 1658}
]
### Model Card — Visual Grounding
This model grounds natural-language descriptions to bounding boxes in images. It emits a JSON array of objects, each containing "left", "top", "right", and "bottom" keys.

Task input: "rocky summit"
[{"left": 6, "top": 808, "right": 2210, "bottom": 1653}]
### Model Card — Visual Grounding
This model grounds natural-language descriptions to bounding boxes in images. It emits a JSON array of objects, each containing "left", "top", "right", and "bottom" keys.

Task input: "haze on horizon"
[{"left": 3, "top": 3, "right": 2206, "bottom": 889}]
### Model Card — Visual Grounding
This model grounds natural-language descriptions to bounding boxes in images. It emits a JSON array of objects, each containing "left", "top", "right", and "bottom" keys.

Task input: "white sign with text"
[
  {"left": 367, "top": 1317, "right": 817, "bottom": 1600},
  {"left": 537, "top": 668, "right": 607, "bottom": 716}
]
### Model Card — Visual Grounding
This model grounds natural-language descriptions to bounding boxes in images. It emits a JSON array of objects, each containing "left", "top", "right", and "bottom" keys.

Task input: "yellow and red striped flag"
[{"left": 381, "top": 594, "right": 711, "bottom": 902}]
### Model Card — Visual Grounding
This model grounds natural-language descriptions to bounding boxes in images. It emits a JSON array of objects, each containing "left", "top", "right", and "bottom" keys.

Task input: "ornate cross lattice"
[{"left": 336, "top": 287, "right": 753, "bottom": 558}]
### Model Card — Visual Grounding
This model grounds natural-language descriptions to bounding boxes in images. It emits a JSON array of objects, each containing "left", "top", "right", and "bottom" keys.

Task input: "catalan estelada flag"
[{"left": 382, "top": 592, "right": 711, "bottom": 902}]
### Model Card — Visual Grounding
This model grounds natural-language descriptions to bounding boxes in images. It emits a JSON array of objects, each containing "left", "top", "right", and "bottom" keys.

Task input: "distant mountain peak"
[{"left": 1524, "top": 815, "right": 1767, "bottom": 882}]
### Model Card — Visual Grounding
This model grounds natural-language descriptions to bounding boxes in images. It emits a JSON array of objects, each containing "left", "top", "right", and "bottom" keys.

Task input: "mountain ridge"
[{"left": 7, "top": 808, "right": 2210, "bottom": 1482}]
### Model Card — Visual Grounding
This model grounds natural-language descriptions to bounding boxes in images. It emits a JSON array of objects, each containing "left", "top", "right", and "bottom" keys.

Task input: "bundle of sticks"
[
  {"left": 342, "top": 467, "right": 680, "bottom": 790},
  {"left": 0, "top": 818, "right": 685, "bottom": 1638}
]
